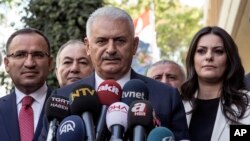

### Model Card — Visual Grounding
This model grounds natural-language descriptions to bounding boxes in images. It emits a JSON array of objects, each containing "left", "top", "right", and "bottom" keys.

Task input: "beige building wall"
[{"left": 204, "top": 0, "right": 250, "bottom": 73}]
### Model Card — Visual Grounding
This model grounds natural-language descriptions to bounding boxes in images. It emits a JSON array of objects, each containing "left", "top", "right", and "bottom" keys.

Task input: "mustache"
[{"left": 102, "top": 55, "right": 121, "bottom": 60}]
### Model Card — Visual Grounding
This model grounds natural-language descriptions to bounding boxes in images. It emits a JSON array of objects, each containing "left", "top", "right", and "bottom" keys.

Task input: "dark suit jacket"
[
  {"left": 40, "top": 70, "right": 189, "bottom": 140},
  {"left": 245, "top": 73, "right": 250, "bottom": 90},
  {"left": 0, "top": 87, "right": 52, "bottom": 141}
]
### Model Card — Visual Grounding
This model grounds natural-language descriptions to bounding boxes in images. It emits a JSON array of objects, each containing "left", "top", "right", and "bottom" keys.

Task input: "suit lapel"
[
  {"left": 33, "top": 86, "right": 53, "bottom": 140},
  {"left": 1, "top": 92, "right": 20, "bottom": 141},
  {"left": 183, "top": 101, "right": 192, "bottom": 127},
  {"left": 211, "top": 102, "right": 228, "bottom": 141}
]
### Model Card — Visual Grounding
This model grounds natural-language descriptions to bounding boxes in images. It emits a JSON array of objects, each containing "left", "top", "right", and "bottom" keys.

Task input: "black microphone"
[
  {"left": 56, "top": 115, "right": 86, "bottom": 141},
  {"left": 96, "top": 80, "right": 122, "bottom": 141},
  {"left": 45, "top": 95, "right": 70, "bottom": 141},
  {"left": 69, "top": 84, "right": 101, "bottom": 141},
  {"left": 147, "top": 127, "right": 175, "bottom": 141},
  {"left": 106, "top": 102, "right": 129, "bottom": 140},
  {"left": 121, "top": 79, "right": 149, "bottom": 106},
  {"left": 128, "top": 100, "right": 154, "bottom": 141}
]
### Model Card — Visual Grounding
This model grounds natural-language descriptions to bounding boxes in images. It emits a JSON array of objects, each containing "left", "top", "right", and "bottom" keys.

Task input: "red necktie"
[{"left": 19, "top": 96, "right": 34, "bottom": 141}]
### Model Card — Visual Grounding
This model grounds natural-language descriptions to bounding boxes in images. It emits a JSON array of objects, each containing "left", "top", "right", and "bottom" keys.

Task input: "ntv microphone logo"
[
  {"left": 70, "top": 87, "right": 95, "bottom": 101},
  {"left": 59, "top": 120, "right": 76, "bottom": 135}
]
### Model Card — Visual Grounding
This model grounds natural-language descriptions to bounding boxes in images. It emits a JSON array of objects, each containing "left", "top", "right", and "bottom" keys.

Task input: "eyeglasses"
[{"left": 7, "top": 51, "right": 50, "bottom": 59}]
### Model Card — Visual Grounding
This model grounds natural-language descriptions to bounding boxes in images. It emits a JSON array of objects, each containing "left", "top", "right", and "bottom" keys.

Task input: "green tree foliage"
[
  {"left": 104, "top": 0, "right": 203, "bottom": 65},
  {"left": 21, "top": 0, "right": 103, "bottom": 88},
  {"left": 0, "top": 0, "right": 16, "bottom": 22},
  {"left": 0, "top": 0, "right": 202, "bottom": 92},
  {"left": 0, "top": 0, "right": 19, "bottom": 93}
]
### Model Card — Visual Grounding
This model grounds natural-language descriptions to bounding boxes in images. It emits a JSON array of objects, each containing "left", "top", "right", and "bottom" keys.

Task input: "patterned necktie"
[{"left": 19, "top": 96, "right": 34, "bottom": 141}]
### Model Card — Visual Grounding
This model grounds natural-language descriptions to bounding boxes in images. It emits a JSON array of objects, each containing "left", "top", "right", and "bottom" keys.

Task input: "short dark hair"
[{"left": 6, "top": 28, "right": 51, "bottom": 54}]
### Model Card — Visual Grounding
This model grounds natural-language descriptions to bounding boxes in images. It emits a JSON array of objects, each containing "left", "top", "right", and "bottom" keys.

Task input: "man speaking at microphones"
[{"left": 40, "top": 6, "right": 189, "bottom": 140}]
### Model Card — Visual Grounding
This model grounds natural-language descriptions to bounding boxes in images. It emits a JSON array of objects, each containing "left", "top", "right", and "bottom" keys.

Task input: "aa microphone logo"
[
  {"left": 131, "top": 102, "right": 146, "bottom": 116},
  {"left": 59, "top": 120, "right": 76, "bottom": 135}
]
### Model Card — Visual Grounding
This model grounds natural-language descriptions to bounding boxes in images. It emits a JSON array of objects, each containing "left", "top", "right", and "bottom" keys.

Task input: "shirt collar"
[
  {"left": 16, "top": 83, "right": 48, "bottom": 105},
  {"left": 95, "top": 69, "right": 131, "bottom": 90}
]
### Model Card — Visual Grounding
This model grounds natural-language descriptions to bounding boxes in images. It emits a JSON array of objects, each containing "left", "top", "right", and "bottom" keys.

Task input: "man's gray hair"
[
  {"left": 86, "top": 6, "right": 135, "bottom": 37},
  {"left": 56, "top": 39, "right": 84, "bottom": 67},
  {"left": 147, "top": 59, "right": 186, "bottom": 80}
]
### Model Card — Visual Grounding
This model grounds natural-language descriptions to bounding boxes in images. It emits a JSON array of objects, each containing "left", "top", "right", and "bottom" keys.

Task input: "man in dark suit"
[
  {"left": 0, "top": 28, "right": 54, "bottom": 141},
  {"left": 245, "top": 73, "right": 250, "bottom": 90},
  {"left": 41, "top": 6, "right": 189, "bottom": 140}
]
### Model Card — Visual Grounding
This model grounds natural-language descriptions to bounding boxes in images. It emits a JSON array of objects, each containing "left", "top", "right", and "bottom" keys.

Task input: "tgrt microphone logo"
[
  {"left": 131, "top": 102, "right": 146, "bottom": 116},
  {"left": 97, "top": 84, "right": 120, "bottom": 95},
  {"left": 59, "top": 120, "right": 76, "bottom": 135},
  {"left": 50, "top": 97, "right": 69, "bottom": 110}
]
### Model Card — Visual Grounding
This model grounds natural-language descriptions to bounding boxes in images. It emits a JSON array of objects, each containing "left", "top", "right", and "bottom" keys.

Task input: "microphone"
[
  {"left": 106, "top": 102, "right": 129, "bottom": 140},
  {"left": 56, "top": 115, "right": 86, "bottom": 141},
  {"left": 45, "top": 95, "right": 70, "bottom": 141},
  {"left": 69, "top": 84, "right": 101, "bottom": 141},
  {"left": 128, "top": 100, "right": 154, "bottom": 141},
  {"left": 121, "top": 79, "right": 149, "bottom": 106},
  {"left": 147, "top": 127, "right": 175, "bottom": 141},
  {"left": 96, "top": 80, "right": 122, "bottom": 141}
]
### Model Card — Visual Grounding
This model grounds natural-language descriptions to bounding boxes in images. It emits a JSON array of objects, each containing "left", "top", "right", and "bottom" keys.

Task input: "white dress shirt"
[
  {"left": 95, "top": 69, "right": 131, "bottom": 90},
  {"left": 16, "top": 83, "right": 47, "bottom": 132}
]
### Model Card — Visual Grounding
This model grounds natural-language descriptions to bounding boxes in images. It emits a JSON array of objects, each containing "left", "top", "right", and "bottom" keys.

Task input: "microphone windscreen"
[
  {"left": 45, "top": 95, "right": 70, "bottom": 122},
  {"left": 128, "top": 100, "right": 154, "bottom": 131},
  {"left": 57, "top": 115, "right": 86, "bottom": 141},
  {"left": 121, "top": 79, "right": 149, "bottom": 106},
  {"left": 106, "top": 102, "right": 129, "bottom": 132},
  {"left": 69, "top": 84, "right": 101, "bottom": 119},
  {"left": 147, "top": 127, "right": 175, "bottom": 141},
  {"left": 97, "top": 80, "right": 122, "bottom": 106}
]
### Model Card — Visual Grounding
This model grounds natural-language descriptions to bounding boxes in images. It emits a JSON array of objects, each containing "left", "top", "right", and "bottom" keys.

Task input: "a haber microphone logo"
[
  {"left": 97, "top": 84, "right": 120, "bottom": 95},
  {"left": 131, "top": 102, "right": 146, "bottom": 116},
  {"left": 59, "top": 120, "right": 76, "bottom": 135}
]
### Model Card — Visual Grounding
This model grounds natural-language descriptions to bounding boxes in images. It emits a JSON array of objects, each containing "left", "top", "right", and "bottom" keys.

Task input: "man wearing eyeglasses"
[{"left": 0, "top": 28, "right": 53, "bottom": 141}]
